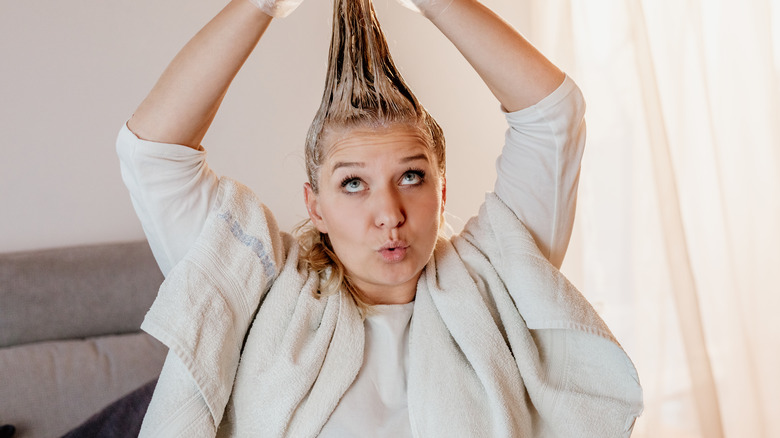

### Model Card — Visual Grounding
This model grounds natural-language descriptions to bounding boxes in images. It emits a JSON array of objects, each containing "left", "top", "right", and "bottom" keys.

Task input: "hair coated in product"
[{"left": 298, "top": 0, "right": 445, "bottom": 312}]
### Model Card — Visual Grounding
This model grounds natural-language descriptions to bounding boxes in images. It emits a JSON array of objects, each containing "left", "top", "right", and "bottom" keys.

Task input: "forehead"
[{"left": 324, "top": 126, "right": 434, "bottom": 169}]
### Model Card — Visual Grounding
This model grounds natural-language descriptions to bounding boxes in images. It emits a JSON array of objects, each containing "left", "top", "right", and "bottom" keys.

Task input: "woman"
[{"left": 118, "top": 0, "right": 642, "bottom": 435}]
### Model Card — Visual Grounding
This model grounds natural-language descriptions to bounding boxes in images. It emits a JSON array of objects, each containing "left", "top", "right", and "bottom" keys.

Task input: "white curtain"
[{"left": 515, "top": 0, "right": 780, "bottom": 436}]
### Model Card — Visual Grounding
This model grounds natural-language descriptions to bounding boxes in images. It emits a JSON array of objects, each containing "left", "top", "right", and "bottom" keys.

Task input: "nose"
[{"left": 373, "top": 187, "right": 405, "bottom": 229}]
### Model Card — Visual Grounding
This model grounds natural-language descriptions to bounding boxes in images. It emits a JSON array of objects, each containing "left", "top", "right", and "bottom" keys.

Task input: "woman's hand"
[
  {"left": 249, "top": 0, "right": 305, "bottom": 18},
  {"left": 395, "top": 0, "right": 453, "bottom": 19}
]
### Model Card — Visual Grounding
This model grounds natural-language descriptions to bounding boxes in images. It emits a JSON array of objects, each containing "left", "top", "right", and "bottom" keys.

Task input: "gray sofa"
[{"left": 0, "top": 241, "right": 168, "bottom": 438}]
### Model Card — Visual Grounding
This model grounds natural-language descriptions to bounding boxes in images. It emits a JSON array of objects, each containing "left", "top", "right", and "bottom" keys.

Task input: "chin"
[{"left": 379, "top": 264, "right": 425, "bottom": 287}]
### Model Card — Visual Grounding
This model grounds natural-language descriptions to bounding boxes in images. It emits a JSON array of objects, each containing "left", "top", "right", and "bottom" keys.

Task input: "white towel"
[
  {"left": 141, "top": 179, "right": 364, "bottom": 436},
  {"left": 408, "top": 192, "right": 643, "bottom": 436},
  {"left": 141, "top": 179, "right": 642, "bottom": 437}
]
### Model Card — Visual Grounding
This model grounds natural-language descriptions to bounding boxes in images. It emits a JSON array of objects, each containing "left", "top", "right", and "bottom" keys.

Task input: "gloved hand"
[
  {"left": 248, "top": 0, "right": 305, "bottom": 18},
  {"left": 395, "top": 0, "right": 455, "bottom": 18}
]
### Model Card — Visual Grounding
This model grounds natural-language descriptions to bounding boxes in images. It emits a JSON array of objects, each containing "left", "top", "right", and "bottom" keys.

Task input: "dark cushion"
[{"left": 61, "top": 378, "right": 157, "bottom": 438}]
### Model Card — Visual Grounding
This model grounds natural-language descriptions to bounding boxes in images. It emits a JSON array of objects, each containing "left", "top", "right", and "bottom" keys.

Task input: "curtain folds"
[
  {"left": 513, "top": 0, "right": 780, "bottom": 436},
  {"left": 625, "top": 0, "right": 725, "bottom": 436}
]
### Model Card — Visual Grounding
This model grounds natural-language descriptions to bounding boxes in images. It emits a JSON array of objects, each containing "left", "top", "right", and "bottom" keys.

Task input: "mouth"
[{"left": 378, "top": 241, "right": 409, "bottom": 263}]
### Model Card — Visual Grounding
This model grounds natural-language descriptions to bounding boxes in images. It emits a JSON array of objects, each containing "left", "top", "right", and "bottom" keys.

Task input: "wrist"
[
  {"left": 409, "top": 0, "right": 456, "bottom": 20},
  {"left": 247, "top": 0, "right": 303, "bottom": 18}
]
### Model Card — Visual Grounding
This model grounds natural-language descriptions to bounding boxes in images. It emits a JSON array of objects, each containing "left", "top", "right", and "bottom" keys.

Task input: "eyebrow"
[
  {"left": 401, "top": 153, "right": 430, "bottom": 164},
  {"left": 330, "top": 153, "right": 430, "bottom": 172},
  {"left": 331, "top": 161, "right": 365, "bottom": 172}
]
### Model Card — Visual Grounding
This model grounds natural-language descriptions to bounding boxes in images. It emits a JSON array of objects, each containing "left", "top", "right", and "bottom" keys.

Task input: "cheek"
[
  {"left": 320, "top": 197, "right": 364, "bottom": 236},
  {"left": 411, "top": 190, "right": 444, "bottom": 229},
  {"left": 320, "top": 202, "right": 366, "bottom": 265}
]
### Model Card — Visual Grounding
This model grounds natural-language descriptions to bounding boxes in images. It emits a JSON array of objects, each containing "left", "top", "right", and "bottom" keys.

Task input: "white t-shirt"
[
  {"left": 119, "top": 76, "right": 585, "bottom": 436},
  {"left": 319, "top": 302, "right": 414, "bottom": 437}
]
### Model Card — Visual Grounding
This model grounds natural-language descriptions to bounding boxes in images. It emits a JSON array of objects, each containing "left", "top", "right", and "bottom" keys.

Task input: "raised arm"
[
  {"left": 418, "top": 0, "right": 564, "bottom": 112},
  {"left": 120, "top": 0, "right": 303, "bottom": 275},
  {"left": 127, "top": 0, "right": 273, "bottom": 147},
  {"left": 401, "top": 0, "right": 583, "bottom": 268}
]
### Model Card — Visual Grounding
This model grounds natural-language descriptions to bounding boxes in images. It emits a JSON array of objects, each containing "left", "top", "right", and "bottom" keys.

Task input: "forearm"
[
  {"left": 128, "top": 0, "right": 272, "bottom": 148},
  {"left": 424, "top": 0, "right": 564, "bottom": 112}
]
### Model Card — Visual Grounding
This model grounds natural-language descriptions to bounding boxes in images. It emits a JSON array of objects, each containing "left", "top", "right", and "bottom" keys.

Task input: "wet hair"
[{"left": 296, "top": 0, "right": 445, "bottom": 310}]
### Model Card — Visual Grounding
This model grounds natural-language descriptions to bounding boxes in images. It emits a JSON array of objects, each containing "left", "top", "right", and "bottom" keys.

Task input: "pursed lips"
[{"left": 378, "top": 240, "right": 409, "bottom": 263}]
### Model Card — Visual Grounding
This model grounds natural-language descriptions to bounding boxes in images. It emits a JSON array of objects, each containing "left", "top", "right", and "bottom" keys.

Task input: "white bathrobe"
[{"left": 140, "top": 177, "right": 643, "bottom": 437}]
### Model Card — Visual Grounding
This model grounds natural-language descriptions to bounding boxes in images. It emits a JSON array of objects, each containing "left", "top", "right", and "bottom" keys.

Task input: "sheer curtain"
[{"left": 513, "top": 0, "right": 780, "bottom": 436}]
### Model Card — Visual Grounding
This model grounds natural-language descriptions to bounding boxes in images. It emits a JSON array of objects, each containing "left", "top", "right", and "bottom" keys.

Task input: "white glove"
[
  {"left": 248, "top": 0, "right": 305, "bottom": 18},
  {"left": 395, "top": 0, "right": 454, "bottom": 18}
]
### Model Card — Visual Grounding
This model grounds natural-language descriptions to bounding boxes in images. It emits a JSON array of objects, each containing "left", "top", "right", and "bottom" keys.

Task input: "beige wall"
[{"left": 0, "top": 0, "right": 530, "bottom": 253}]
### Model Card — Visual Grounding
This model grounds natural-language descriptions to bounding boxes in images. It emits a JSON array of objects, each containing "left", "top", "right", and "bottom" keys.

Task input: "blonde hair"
[{"left": 296, "top": 0, "right": 445, "bottom": 311}]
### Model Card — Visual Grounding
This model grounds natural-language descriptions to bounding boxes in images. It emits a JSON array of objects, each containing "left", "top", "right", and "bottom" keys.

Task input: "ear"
[
  {"left": 304, "top": 182, "right": 328, "bottom": 233},
  {"left": 440, "top": 176, "right": 447, "bottom": 216}
]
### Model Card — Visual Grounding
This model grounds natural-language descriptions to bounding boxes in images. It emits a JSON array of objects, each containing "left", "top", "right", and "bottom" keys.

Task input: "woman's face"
[{"left": 304, "top": 125, "right": 445, "bottom": 305}]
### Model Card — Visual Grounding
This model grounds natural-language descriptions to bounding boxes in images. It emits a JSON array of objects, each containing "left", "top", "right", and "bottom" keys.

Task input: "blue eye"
[
  {"left": 341, "top": 177, "right": 365, "bottom": 193},
  {"left": 401, "top": 170, "right": 425, "bottom": 185}
]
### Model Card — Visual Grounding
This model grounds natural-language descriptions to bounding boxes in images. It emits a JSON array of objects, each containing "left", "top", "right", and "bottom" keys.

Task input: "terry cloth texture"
[{"left": 141, "top": 178, "right": 643, "bottom": 437}]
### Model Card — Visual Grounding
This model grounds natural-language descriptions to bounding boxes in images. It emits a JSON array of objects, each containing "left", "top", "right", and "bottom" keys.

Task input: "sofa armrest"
[{"left": 0, "top": 241, "right": 163, "bottom": 348}]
